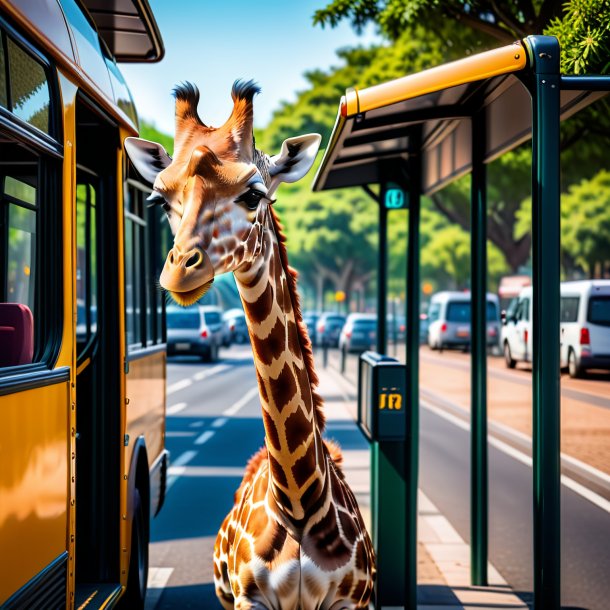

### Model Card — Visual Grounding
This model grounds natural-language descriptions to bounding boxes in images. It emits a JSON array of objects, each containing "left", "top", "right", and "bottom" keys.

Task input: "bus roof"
[{"left": 312, "top": 36, "right": 606, "bottom": 195}]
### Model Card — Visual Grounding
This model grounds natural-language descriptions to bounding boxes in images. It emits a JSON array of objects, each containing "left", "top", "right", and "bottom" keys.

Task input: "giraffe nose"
[{"left": 160, "top": 246, "right": 214, "bottom": 292}]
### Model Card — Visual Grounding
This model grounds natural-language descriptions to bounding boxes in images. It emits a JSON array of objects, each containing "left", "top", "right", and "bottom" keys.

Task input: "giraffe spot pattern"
[{"left": 268, "top": 362, "right": 297, "bottom": 413}]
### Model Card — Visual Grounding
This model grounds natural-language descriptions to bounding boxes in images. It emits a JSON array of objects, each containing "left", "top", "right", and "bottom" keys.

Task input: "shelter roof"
[{"left": 313, "top": 37, "right": 605, "bottom": 194}]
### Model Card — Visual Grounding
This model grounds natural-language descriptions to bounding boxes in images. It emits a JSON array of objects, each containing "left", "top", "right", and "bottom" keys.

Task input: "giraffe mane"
[{"left": 269, "top": 206, "right": 326, "bottom": 431}]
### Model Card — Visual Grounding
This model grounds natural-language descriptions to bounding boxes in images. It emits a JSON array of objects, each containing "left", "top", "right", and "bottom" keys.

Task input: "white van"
[
  {"left": 427, "top": 291, "right": 501, "bottom": 351},
  {"left": 501, "top": 280, "right": 610, "bottom": 377}
]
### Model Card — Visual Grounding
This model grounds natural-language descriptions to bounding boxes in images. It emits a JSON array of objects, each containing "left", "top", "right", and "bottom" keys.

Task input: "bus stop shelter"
[{"left": 312, "top": 35, "right": 609, "bottom": 609}]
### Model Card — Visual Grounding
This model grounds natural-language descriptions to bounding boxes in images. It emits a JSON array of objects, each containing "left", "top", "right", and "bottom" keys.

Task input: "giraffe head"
[{"left": 125, "top": 81, "right": 321, "bottom": 306}]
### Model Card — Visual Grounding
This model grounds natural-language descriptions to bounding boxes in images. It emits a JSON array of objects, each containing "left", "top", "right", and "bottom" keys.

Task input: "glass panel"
[
  {"left": 7, "top": 204, "right": 36, "bottom": 312},
  {"left": 446, "top": 302, "right": 470, "bottom": 323},
  {"left": 5, "top": 176, "right": 36, "bottom": 205},
  {"left": 133, "top": 223, "right": 142, "bottom": 345},
  {"left": 205, "top": 312, "right": 221, "bottom": 325},
  {"left": 0, "top": 34, "right": 7, "bottom": 108},
  {"left": 167, "top": 309, "right": 200, "bottom": 329},
  {"left": 560, "top": 297, "right": 580, "bottom": 323},
  {"left": 7, "top": 38, "right": 50, "bottom": 133},
  {"left": 124, "top": 217, "right": 134, "bottom": 345},
  {"left": 588, "top": 296, "right": 610, "bottom": 327},
  {"left": 76, "top": 182, "right": 98, "bottom": 345},
  {"left": 486, "top": 301, "right": 498, "bottom": 321}
]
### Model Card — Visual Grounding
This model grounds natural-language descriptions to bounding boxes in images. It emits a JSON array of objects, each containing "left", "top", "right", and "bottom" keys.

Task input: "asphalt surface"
[{"left": 146, "top": 346, "right": 262, "bottom": 609}]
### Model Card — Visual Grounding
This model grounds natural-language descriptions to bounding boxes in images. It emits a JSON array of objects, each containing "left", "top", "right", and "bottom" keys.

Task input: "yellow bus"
[{"left": 0, "top": 1, "right": 169, "bottom": 607}]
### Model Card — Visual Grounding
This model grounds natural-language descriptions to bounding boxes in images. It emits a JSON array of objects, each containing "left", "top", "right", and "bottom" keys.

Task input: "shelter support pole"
[
  {"left": 378, "top": 202, "right": 388, "bottom": 354},
  {"left": 470, "top": 112, "right": 488, "bottom": 586},
  {"left": 405, "top": 142, "right": 421, "bottom": 609},
  {"left": 528, "top": 35, "right": 561, "bottom": 610}
]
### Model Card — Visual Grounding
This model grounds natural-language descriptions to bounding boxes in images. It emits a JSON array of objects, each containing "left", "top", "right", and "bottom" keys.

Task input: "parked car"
[
  {"left": 501, "top": 280, "right": 610, "bottom": 377},
  {"left": 302, "top": 311, "right": 321, "bottom": 346},
  {"left": 223, "top": 309, "right": 249, "bottom": 344},
  {"left": 427, "top": 291, "right": 500, "bottom": 351},
  {"left": 316, "top": 312, "right": 346, "bottom": 347},
  {"left": 339, "top": 313, "right": 377, "bottom": 354},
  {"left": 166, "top": 305, "right": 224, "bottom": 361}
]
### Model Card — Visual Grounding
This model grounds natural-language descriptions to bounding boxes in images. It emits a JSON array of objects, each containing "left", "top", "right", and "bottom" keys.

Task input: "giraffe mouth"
[{"left": 168, "top": 279, "right": 214, "bottom": 307}]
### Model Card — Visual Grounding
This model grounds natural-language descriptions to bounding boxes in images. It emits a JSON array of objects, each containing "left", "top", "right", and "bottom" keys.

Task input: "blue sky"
[{"left": 121, "top": 0, "right": 379, "bottom": 136}]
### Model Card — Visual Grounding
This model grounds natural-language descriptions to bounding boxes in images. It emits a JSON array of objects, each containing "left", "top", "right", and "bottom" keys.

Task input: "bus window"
[
  {"left": 76, "top": 175, "right": 98, "bottom": 351},
  {"left": 124, "top": 185, "right": 145, "bottom": 346},
  {"left": 1, "top": 34, "right": 51, "bottom": 133},
  {"left": 124, "top": 182, "right": 169, "bottom": 348}
]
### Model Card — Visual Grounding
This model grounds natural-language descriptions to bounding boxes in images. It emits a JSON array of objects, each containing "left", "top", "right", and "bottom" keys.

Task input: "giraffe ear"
[
  {"left": 124, "top": 137, "right": 172, "bottom": 186},
  {"left": 268, "top": 133, "right": 321, "bottom": 193}
]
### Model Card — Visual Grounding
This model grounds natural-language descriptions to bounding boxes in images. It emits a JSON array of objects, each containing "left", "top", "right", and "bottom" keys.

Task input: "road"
[
  {"left": 146, "top": 346, "right": 262, "bottom": 609},
  {"left": 145, "top": 345, "right": 610, "bottom": 609}
]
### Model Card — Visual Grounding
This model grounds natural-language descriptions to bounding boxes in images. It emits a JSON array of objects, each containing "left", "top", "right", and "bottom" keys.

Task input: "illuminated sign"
[{"left": 383, "top": 182, "right": 406, "bottom": 209}]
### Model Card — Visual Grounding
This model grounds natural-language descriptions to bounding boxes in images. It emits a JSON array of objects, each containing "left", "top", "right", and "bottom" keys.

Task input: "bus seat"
[{"left": 0, "top": 303, "right": 34, "bottom": 367}]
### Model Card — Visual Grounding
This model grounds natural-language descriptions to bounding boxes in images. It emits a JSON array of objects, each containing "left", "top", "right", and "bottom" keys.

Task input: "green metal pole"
[
  {"left": 527, "top": 35, "right": 561, "bottom": 610},
  {"left": 470, "top": 112, "right": 488, "bottom": 586},
  {"left": 378, "top": 201, "right": 388, "bottom": 354},
  {"left": 405, "top": 142, "right": 421, "bottom": 609}
]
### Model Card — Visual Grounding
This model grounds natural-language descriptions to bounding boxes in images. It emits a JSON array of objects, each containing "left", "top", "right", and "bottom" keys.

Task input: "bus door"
[{"left": 74, "top": 98, "right": 122, "bottom": 599}]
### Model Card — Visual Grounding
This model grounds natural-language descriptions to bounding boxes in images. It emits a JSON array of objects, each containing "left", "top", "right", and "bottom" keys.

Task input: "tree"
[
  {"left": 518, "top": 170, "right": 610, "bottom": 279},
  {"left": 313, "top": 0, "right": 610, "bottom": 75}
]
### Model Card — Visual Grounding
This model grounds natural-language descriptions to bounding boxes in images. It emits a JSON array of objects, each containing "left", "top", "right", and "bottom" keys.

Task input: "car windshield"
[
  {"left": 588, "top": 296, "right": 610, "bottom": 327},
  {"left": 167, "top": 310, "right": 200, "bottom": 329},
  {"left": 325, "top": 316, "right": 345, "bottom": 325}
]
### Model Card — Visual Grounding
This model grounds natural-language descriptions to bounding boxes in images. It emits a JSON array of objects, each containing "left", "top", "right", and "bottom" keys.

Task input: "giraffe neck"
[{"left": 234, "top": 209, "right": 326, "bottom": 524}]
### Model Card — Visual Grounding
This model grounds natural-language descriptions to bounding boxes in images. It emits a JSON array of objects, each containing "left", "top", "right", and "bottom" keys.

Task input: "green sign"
[{"left": 384, "top": 186, "right": 406, "bottom": 209}]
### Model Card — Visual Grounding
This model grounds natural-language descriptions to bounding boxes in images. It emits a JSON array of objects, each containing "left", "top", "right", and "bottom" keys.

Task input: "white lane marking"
[
  {"left": 166, "top": 402, "right": 187, "bottom": 415},
  {"left": 189, "top": 421, "right": 204, "bottom": 428},
  {"left": 166, "top": 450, "right": 197, "bottom": 491},
  {"left": 165, "top": 431, "right": 196, "bottom": 438},
  {"left": 146, "top": 567, "right": 174, "bottom": 609},
  {"left": 423, "top": 400, "right": 610, "bottom": 514},
  {"left": 211, "top": 417, "right": 228, "bottom": 428},
  {"left": 194, "top": 430, "right": 215, "bottom": 446},
  {"left": 167, "top": 363, "right": 230, "bottom": 396},
  {"left": 193, "top": 363, "right": 230, "bottom": 381},
  {"left": 166, "top": 378, "right": 192, "bottom": 395},
  {"left": 222, "top": 386, "right": 259, "bottom": 416}
]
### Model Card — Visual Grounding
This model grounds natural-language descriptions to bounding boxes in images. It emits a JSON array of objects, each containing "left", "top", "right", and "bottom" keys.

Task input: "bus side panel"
[
  {"left": 0, "top": 381, "right": 70, "bottom": 605},
  {"left": 125, "top": 350, "right": 167, "bottom": 508}
]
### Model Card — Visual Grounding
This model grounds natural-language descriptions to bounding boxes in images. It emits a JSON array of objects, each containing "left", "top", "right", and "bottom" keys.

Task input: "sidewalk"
[{"left": 315, "top": 360, "right": 528, "bottom": 610}]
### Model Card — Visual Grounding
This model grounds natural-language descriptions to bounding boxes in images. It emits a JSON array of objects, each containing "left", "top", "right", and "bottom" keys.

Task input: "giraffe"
[{"left": 125, "top": 80, "right": 376, "bottom": 609}]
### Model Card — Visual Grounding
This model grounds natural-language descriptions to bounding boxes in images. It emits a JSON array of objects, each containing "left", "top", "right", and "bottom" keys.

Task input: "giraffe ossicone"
[{"left": 125, "top": 80, "right": 376, "bottom": 609}]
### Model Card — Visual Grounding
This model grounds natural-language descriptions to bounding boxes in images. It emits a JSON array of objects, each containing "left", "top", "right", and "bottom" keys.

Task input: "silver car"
[
  {"left": 427, "top": 291, "right": 500, "bottom": 351},
  {"left": 166, "top": 305, "right": 224, "bottom": 361}
]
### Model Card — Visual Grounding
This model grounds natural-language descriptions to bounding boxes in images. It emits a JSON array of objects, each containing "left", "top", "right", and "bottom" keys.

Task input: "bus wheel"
[
  {"left": 504, "top": 342, "right": 516, "bottom": 369},
  {"left": 120, "top": 488, "right": 148, "bottom": 609}
]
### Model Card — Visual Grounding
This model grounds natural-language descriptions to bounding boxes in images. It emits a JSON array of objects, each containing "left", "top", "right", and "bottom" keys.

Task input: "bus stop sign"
[{"left": 383, "top": 181, "right": 406, "bottom": 209}]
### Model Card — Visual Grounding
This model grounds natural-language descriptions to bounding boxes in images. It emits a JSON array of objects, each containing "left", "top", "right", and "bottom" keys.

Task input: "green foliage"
[
  {"left": 139, "top": 120, "right": 174, "bottom": 156},
  {"left": 517, "top": 170, "right": 610, "bottom": 277},
  {"left": 546, "top": 0, "right": 610, "bottom": 74},
  {"left": 314, "top": 0, "right": 610, "bottom": 74}
]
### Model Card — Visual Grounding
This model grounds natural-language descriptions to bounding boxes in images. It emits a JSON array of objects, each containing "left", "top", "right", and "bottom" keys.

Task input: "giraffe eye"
[
  {"left": 236, "top": 189, "right": 264, "bottom": 210},
  {"left": 147, "top": 191, "right": 171, "bottom": 212}
]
